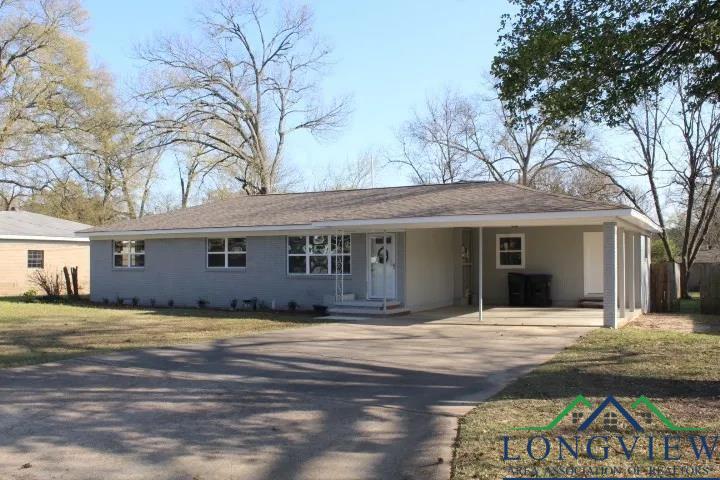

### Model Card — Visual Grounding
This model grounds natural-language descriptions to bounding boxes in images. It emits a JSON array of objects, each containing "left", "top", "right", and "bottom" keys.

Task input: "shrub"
[
  {"left": 131, "top": 297, "right": 140, "bottom": 307},
  {"left": 197, "top": 298, "right": 209, "bottom": 308},
  {"left": 243, "top": 297, "right": 258, "bottom": 310},
  {"left": 102, "top": 298, "right": 109, "bottom": 305},
  {"left": 28, "top": 269, "right": 63, "bottom": 297},
  {"left": 313, "top": 304, "right": 328, "bottom": 315},
  {"left": 288, "top": 300, "right": 298, "bottom": 312},
  {"left": 21, "top": 290, "right": 38, "bottom": 303},
  {"left": 230, "top": 298, "right": 238, "bottom": 310},
  {"left": 167, "top": 299, "right": 174, "bottom": 308},
  {"left": 149, "top": 298, "right": 156, "bottom": 307},
  {"left": 116, "top": 296, "right": 124, "bottom": 306}
]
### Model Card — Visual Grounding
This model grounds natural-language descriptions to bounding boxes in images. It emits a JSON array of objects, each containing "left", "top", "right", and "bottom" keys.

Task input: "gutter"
[
  {"left": 82, "top": 208, "right": 661, "bottom": 239},
  {"left": 0, "top": 235, "right": 90, "bottom": 242}
]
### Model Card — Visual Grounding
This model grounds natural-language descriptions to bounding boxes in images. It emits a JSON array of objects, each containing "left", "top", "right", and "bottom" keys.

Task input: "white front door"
[
  {"left": 583, "top": 232, "right": 604, "bottom": 297},
  {"left": 367, "top": 234, "right": 397, "bottom": 299}
]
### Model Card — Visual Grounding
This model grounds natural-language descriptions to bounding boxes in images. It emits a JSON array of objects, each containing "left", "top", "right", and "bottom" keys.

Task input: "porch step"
[
  {"left": 578, "top": 297, "right": 603, "bottom": 308},
  {"left": 333, "top": 299, "right": 402, "bottom": 309},
  {"left": 327, "top": 299, "right": 408, "bottom": 317},
  {"left": 320, "top": 315, "right": 374, "bottom": 322},
  {"left": 326, "top": 306, "right": 410, "bottom": 316}
]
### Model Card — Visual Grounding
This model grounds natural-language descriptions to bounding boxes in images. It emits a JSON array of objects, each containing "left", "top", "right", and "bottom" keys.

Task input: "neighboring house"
[
  {"left": 0, "top": 211, "right": 91, "bottom": 295},
  {"left": 687, "top": 248, "right": 720, "bottom": 291},
  {"left": 81, "top": 182, "right": 659, "bottom": 328}
]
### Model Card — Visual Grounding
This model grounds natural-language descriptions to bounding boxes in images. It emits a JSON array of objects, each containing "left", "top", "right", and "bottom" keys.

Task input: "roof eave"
[
  {"left": 0, "top": 234, "right": 90, "bottom": 242},
  {"left": 85, "top": 208, "right": 660, "bottom": 239}
]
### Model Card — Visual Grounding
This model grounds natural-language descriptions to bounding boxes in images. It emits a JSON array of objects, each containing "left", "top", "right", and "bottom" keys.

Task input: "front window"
[
  {"left": 496, "top": 234, "right": 525, "bottom": 268},
  {"left": 207, "top": 238, "right": 247, "bottom": 268},
  {"left": 113, "top": 240, "right": 145, "bottom": 268},
  {"left": 27, "top": 250, "right": 44, "bottom": 268},
  {"left": 288, "top": 235, "right": 351, "bottom": 275}
]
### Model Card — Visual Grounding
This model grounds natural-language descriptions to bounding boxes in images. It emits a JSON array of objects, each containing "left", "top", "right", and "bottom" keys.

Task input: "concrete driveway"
[{"left": 0, "top": 309, "right": 592, "bottom": 480}]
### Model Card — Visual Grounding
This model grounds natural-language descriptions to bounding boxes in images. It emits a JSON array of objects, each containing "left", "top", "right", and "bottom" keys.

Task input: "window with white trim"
[
  {"left": 207, "top": 238, "right": 247, "bottom": 268},
  {"left": 496, "top": 234, "right": 525, "bottom": 268},
  {"left": 27, "top": 250, "right": 44, "bottom": 268},
  {"left": 113, "top": 240, "right": 145, "bottom": 268},
  {"left": 287, "top": 235, "right": 351, "bottom": 275}
]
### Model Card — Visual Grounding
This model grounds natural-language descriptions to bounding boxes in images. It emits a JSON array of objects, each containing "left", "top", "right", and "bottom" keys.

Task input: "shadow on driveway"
[{"left": 0, "top": 319, "right": 591, "bottom": 480}]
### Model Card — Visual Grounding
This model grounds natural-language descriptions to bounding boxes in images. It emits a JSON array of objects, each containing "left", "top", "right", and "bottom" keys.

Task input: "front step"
[
  {"left": 579, "top": 297, "right": 603, "bottom": 308},
  {"left": 327, "top": 306, "right": 411, "bottom": 316},
  {"left": 333, "top": 299, "right": 402, "bottom": 309},
  {"left": 327, "top": 300, "right": 409, "bottom": 317}
]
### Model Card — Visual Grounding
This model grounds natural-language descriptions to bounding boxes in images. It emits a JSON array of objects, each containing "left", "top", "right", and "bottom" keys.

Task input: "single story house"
[
  {"left": 81, "top": 182, "right": 659, "bottom": 328},
  {"left": 0, "top": 210, "right": 91, "bottom": 295}
]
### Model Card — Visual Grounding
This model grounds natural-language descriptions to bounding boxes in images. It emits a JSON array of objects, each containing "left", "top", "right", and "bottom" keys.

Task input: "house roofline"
[
  {"left": 85, "top": 208, "right": 660, "bottom": 239},
  {"left": 0, "top": 234, "right": 90, "bottom": 243}
]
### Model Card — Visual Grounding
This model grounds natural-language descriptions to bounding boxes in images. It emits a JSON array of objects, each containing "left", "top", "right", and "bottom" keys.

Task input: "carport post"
[
  {"left": 618, "top": 228, "right": 626, "bottom": 319},
  {"left": 628, "top": 232, "right": 635, "bottom": 314},
  {"left": 383, "top": 232, "right": 387, "bottom": 314},
  {"left": 478, "top": 227, "right": 483, "bottom": 321},
  {"left": 603, "top": 222, "right": 619, "bottom": 328}
]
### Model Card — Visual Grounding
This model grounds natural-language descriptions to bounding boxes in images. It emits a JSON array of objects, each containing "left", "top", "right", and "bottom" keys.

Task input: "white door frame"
[
  {"left": 366, "top": 233, "right": 397, "bottom": 299},
  {"left": 583, "top": 231, "right": 604, "bottom": 297}
]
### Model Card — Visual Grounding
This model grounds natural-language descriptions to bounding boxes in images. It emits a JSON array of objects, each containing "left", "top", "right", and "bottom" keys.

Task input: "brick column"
[{"left": 603, "top": 222, "right": 618, "bottom": 328}]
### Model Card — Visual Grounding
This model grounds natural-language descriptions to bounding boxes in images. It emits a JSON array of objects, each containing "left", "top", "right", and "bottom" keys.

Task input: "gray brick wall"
[{"left": 89, "top": 233, "right": 408, "bottom": 309}]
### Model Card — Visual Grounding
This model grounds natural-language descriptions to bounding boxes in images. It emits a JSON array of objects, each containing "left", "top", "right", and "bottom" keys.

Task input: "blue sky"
[{"left": 82, "top": 0, "right": 511, "bottom": 192}]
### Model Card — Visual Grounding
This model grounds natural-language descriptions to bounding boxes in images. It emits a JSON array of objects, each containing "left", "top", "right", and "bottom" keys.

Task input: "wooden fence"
[
  {"left": 699, "top": 264, "right": 720, "bottom": 314},
  {"left": 650, "top": 261, "right": 680, "bottom": 312}
]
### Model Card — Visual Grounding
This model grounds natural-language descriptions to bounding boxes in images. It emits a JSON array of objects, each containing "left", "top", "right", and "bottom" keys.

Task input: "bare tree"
[
  {"left": 62, "top": 97, "right": 165, "bottom": 220},
  {"left": 0, "top": 185, "right": 21, "bottom": 210},
  {"left": 578, "top": 78, "right": 720, "bottom": 297},
  {"left": 138, "top": 0, "right": 348, "bottom": 195},
  {"left": 531, "top": 166, "right": 622, "bottom": 204},
  {"left": 390, "top": 90, "right": 583, "bottom": 186},
  {"left": 173, "top": 144, "right": 225, "bottom": 208},
  {"left": 312, "top": 150, "right": 376, "bottom": 191},
  {"left": 487, "top": 103, "right": 582, "bottom": 186},
  {"left": 389, "top": 91, "right": 477, "bottom": 184}
]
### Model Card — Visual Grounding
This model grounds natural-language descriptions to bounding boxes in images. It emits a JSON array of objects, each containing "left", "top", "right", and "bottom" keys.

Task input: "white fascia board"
[
  {"left": 85, "top": 208, "right": 659, "bottom": 239},
  {"left": 0, "top": 234, "right": 90, "bottom": 242},
  {"left": 85, "top": 223, "right": 316, "bottom": 240},
  {"left": 313, "top": 209, "right": 659, "bottom": 231},
  {"left": 628, "top": 209, "right": 662, "bottom": 233}
]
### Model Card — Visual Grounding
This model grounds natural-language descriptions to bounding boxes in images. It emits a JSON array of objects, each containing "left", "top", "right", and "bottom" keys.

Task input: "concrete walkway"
[{"left": 0, "top": 310, "right": 592, "bottom": 480}]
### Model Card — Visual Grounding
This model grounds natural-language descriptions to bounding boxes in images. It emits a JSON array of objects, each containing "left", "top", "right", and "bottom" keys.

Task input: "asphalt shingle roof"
[
  {"left": 84, "top": 182, "right": 628, "bottom": 234},
  {"left": 0, "top": 211, "right": 91, "bottom": 238}
]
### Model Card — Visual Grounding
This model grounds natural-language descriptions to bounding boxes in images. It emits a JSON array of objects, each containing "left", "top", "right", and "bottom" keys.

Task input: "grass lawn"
[
  {"left": 452, "top": 312, "right": 720, "bottom": 479},
  {"left": 0, "top": 297, "right": 317, "bottom": 368}
]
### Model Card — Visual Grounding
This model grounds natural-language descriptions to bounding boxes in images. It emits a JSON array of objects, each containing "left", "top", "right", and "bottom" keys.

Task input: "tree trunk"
[
  {"left": 71, "top": 267, "right": 79, "bottom": 296},
  {"left": 679, "top": 260, "right": 690, "bottom": 299},
  {"left": 62, "top": 267, "right": 72, "bottom": 297}
]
